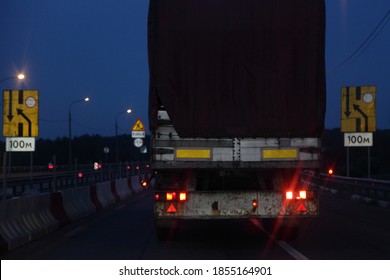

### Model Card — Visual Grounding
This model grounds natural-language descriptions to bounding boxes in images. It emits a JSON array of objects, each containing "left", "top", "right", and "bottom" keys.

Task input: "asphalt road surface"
[{"left": 2, "top": 188, "right": 390, "bottom": 260}]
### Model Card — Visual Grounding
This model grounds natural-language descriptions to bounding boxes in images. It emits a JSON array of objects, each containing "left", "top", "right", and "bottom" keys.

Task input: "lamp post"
[
  {"left": 1, "top": 73, "right": 25, "bottom": 200},
  {"left": 0, "top": 73, "right": 25, "bottom": 84},
  {"left": 115, "top": 108, "right": 132, "bottom": 163},
  {"left": 68, "top": 97, "right": 90, "bottom": 166}
]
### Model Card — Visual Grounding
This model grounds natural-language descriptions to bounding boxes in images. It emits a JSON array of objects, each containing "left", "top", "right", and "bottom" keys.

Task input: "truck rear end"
[{"left": 148, "top": 0, "right": 326, "bottom": 238}]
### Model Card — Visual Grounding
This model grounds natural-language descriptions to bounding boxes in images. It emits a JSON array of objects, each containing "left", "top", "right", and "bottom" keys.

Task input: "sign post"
[
  {"left": 341, "top": 86, "right": 376, "bottom": 177},
  {"left": 2, "top": 152, "right": 7, "bottom": 200},
  {"left": 5, "top": 137, "right": 35, "bottom": 152},
  {"left": 344, "top": 133, "right": 373, "bottom": 147},
  {"left": 131, "top": 118, "right": 145, "bottom": 146},
  {"left": 131, "top": 118, "right": 146, "bottom": 139},
  {"left": 2, "top": 90, "right": 39, "bottom": 195},
  {"left": 131, "top": 118, "right": 146, "bottom": 163}
]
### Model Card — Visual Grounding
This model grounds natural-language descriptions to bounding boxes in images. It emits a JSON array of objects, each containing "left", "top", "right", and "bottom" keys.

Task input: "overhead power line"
[{"left": 328, "top": 8, "right": 390, "bottom": 76}]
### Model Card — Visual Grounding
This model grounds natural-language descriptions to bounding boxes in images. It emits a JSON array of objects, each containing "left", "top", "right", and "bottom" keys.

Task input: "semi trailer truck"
[{"left": 148, "top": 0, "right": 326, "bottom": 239}]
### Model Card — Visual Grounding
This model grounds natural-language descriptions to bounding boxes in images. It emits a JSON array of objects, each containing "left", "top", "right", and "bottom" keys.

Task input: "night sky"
[{"left": 1, "top": 0, "right": 389, "bottom": 139}]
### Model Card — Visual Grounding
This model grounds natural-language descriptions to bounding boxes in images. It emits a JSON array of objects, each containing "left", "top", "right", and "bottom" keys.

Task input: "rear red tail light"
[
  {"left": 155, "top": 194, "right": 160, "bottom": 200},
  {"left": 299, "top": 190, "right": 307, "bottom": 199},
  {"left": 286, "top": 191, "right": 293, "bottom": 200}
]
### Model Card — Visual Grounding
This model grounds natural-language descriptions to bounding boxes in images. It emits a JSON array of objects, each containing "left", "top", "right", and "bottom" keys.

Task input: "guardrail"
[
  {"left": 301, "top": 172, "right": 390, "bottom": 207},
  {"left": 0, "top": 161, "right": 150, "bottom": 199}
]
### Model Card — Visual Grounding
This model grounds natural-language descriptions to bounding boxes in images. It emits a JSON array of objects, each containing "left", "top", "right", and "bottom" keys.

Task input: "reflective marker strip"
[
  {"left": 262, "top": 149, "right": 298, "bottom": 159},
  {"left": 176, "top": 149, "right": 211, "bottom": 159}
]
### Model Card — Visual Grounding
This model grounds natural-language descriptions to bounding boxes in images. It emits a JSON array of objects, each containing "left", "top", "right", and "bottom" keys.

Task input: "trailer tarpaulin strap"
[{"left": 148, "top": 0, "right": 326, "bottom": 138}]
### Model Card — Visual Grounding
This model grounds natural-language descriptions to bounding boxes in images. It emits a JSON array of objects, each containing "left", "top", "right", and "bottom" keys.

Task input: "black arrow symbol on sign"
[
  {"left": 353, "top": 104, "right": 368, "bottom": 132},
  {"left": 7, "top": 91, "right": 14, "bottom": 121},
  {"left": 16, "top": 108, "right": 32, "bottom": 136},
  {"left": 344, "top": 87, "right": 351, "bottom": 118}
]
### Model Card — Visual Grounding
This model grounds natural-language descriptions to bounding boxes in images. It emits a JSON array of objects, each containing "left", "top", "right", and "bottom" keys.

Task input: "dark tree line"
[
  {"left": 322, "top": 129, "right": 390, "bottom": 179},
  {"left": 2, "top": 129, "right": 390, "bottom": 179},
  {"left": 2, "top": 134, "right": 150, "bottom": 167}
]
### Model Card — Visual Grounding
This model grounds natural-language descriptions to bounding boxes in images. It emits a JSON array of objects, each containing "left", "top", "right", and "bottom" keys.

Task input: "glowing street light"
[
  {"left": 115, "top": 108, "right": 132, "bottom": 162},
  {"left": 1, "top": 72, "right": 25, "bottom": 200},
  {"left": 0, "top": 73, "right": 26, "bottom": 84},
  {"left": 68, "top": 97, "right": 90, "bottom": 165}
]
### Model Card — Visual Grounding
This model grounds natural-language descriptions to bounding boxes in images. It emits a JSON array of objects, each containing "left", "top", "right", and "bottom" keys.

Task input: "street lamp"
[
  {"left": 115, "top": 108, "right": 132, "bottom": 162},
  {"left": 68, "top": 97, "right": 90, "bottom": 166},
  {"left": 1, "top": 73, "right": 25, "bottom": 199},
  {"left": 0, "top": 73, "right": 25, "bottom": 84}
]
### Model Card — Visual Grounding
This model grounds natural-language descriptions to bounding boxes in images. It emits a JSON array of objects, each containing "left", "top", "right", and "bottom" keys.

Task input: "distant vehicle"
[{"left": 148, "top": 0, "right": 326, "bottom": 239}]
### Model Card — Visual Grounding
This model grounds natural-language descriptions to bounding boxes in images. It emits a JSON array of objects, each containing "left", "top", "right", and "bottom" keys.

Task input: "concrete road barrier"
[
  {"left": 0, "top": 198, "right": 30, "bottom": 251},
  {"left": 96, "top": 181, "right": 116, "bottom": 208},
  {"left": 110, "top": 180, "right": 121, "bottom": 203},
  {"left": 131, "top": 176, "right": 143, "bottom": 193},
  {"left": 115, "top": 178, "right": 132, "bottom": 200},
  {"left": 50, "top": 192, "right": 70, "bottom": 227},
  {"left": 0, "top": 174, "right": 150, "bottom": 254},
  {"left": 74, "top": 186, "right": 96, "bottom": 217},
  {"left": 0, "top": 193, "right": 59, "bottom": 252},
  {"left": 89, "top": 184, "right": 103, "bottom": 211},
  {"left": 20, "top": 194, "right": 57, "bottom": 240},
  {"left": 61, "top": 189, "right": 82, "bottom": 221},
  {"left": 61, "top": 187, "right": 96, "bottom": 221}
]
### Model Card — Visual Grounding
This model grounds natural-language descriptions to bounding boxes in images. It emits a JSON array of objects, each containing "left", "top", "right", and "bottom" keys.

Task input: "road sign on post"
[
  {"left": 133, "top": 138, "right": 143, "bottom": 147},
  {"left": 2, "top": 90, "right": 39, "bottom": 137},
  {"left": 5, "top": 137, "right": 35, "bottom": 152},
  {"left": 344, "top": 133, "right": 373, "bottom": 147},
  {"left": 341, "top": 86, "right": 376, "bottom": 132},
  {"left": 131, "top": 118, "right": 145, "bottom": 138},
  {"left": 341, "top": 86, "right": 375, "bottom": 178}
]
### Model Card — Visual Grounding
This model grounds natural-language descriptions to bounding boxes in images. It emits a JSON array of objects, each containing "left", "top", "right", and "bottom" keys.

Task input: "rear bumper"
[{"left": 154, "top": 190, "right": 318, "bottom": 219}]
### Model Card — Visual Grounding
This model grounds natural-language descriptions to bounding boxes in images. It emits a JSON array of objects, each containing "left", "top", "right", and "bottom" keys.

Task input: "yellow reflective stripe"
[
  {"left": 262, "top": 149, "right": 298, "bottom": 159},
  {"left": 176, "top": 149, "right": 211, "bottom": 159}
]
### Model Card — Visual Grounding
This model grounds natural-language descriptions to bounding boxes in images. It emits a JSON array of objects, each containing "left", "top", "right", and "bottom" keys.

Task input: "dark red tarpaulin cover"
[{"left": 148, "top": 0, "right": 326, "bottom": 138}]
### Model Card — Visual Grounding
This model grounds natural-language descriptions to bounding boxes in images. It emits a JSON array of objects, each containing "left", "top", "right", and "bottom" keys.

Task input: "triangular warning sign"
[
  {"left": 132, "top": 118, "right": 145, "bottom": 131},
  {"left": 297, "top": 202, "right": 307, "bottom": 212},
  {"left": 167, "top": 203, "right": 177, "bottom": 213}
]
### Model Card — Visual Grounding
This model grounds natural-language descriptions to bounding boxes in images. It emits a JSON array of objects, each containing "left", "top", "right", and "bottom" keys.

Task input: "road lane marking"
[
  {"left": 274, "top": 240, "right": 308, "bottom": 260},
  {"left": 251, "top": 219, "right": 309, "bottom": 260}
]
